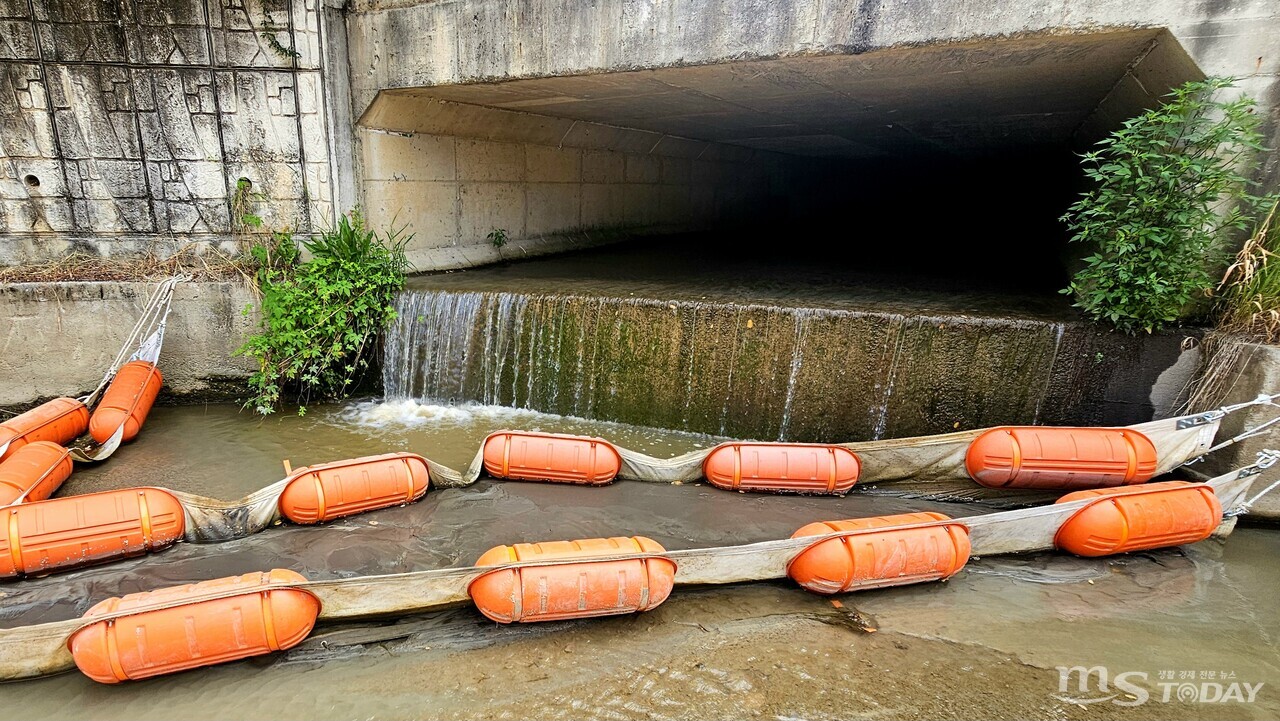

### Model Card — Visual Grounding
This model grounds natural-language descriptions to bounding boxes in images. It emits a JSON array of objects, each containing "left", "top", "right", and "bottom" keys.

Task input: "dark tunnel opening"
[
  {"left": 723, "top": 147, "right": 1086, "bottom": 294},
  {"left": 360, "top": 28, "right": 1203, "bottom": 313}
]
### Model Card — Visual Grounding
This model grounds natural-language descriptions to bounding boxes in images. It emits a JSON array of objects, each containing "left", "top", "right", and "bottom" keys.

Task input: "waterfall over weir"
[{"left": 382, "top": 288, "right": 1184, "bottom": 442}]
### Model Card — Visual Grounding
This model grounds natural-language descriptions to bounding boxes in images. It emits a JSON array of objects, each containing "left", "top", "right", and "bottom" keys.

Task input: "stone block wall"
[{"left": 0, "top": 0, "right": 337, "bottom": 265}]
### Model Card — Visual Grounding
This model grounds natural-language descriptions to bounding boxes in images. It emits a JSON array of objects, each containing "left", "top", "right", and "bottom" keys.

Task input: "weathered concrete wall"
[
  {"left": 0, "top": 280, "right": 255, "bottom": 407},
  {"left": 7, "top": 1, "right": 1275, "bottom": 271},
  {"left": 0, "top": 0, "right": 340, "bottom": 266},
  {"left": 359, "top": 99, "right": 806, "bottom": 269},
  {"left": 1197, "top": 342, "right": 1280, "bottom": 521},
  {"left": 348, "top": 0, "right": 1280, "bottom": 181}
]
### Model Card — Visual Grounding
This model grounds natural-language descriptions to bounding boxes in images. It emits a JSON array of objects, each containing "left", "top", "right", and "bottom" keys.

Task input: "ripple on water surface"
[
  {"left": 60, "top": 399, "right": 726, "bottom": 500},
  {"left": 5, "top": 401, "right": 1279, "bottom": 720}
]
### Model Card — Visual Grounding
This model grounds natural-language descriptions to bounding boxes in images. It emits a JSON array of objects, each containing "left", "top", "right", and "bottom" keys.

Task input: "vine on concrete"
[{"left": 260, "top": 0, "right": 301, "bottom": 61}]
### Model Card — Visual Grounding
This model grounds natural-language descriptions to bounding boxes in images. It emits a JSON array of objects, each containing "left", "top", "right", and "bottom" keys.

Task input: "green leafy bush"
[
  {"left": 1062, "top": 77, "right": 1266, "bottom": 333},
  {"left": 238, "top": 210, "right": 410, "bottom": 414}
]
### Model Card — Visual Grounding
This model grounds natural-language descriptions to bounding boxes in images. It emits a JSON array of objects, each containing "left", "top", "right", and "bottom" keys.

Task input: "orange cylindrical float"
[
  {"left": 0, "top": 397, "right": 89, "bottom": 461},
  {"left": 703, "top": 442, "right": 860, "bottom": 494},
  {"left": 0, "top": 441, "right": 73, "bottom": 506},
  {"left": 69, "top": 569, "right": 319, "bottom": 683},
  {"left": 0, "top": 487, "right": 185, "bottom": 578},
  {"left": 787, "top": 512, "right": 971, "bottom": 594},
  {"left": 469, "top": 536, "right": 675, "bottom": 623},
  {"left": 965, "top": 426, "right": 1158, "bottom": 489},
  {"left": 278, "top": 452, "right": 430, "bottom": 524},
  {"left": 1053, "top": 481, "right": 1222, "bottom": 557},
  {"left": 89, "top": 360, "right": 163, "bottom": 443},
  {"left": 482, "top": 431, "right": 621, "bottom": 485}
]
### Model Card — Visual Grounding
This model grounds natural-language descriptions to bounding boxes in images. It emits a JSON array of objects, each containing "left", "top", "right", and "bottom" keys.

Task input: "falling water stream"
[
  {"left": 381, "top": 240, "right": 1187, "bottom": 441},
  {"left": 383, "top": 289, "right": 1085, "bottom": 441}
]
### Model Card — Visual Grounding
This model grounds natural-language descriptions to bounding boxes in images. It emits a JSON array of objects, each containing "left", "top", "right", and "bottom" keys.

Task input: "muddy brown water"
[{"left": 2, "top": 402, "right": 1278, "bottom": 720}]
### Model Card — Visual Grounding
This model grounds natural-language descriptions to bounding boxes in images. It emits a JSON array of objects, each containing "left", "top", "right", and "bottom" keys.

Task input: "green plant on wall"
[
  {"left": 487, "top": 227, "right": 509, "bottom": 248},
  {"left": 238, "top": 209, "right": 411, "bottom": 415},
  {"left": 231, "top": 176, "right": 263, "bottom": 233},
  {"left": 1062, "top": 77, "right": 1267, "bottom": 333},
  {"left": 259, "top": 0, "right": 300, "bottom": 61}
]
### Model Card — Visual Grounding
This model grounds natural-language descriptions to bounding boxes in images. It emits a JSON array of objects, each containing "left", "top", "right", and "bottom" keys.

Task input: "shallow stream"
[{"left": 1, "top": 401, "right": 1277, "bottom": 719}]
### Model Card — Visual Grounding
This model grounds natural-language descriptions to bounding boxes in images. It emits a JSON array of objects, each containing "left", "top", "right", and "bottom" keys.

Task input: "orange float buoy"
[
  {"left": 703, "top": 442, "right": 860, "bottom": 494},
  {"left": 482, "top": 431, "right": 621, "bottom": 485},
  {"left": 0, "top": 397, "right": 88, "bottom": 461},
  {"left": 965, "top": 426, "right": 1158, "bottom": 489},
  {"left": 470, "top": 536, "right": 675, "bottom": 623},
  {"left": 0, "top": 487, "right": 185, "bottom": 578},
  {"left": 69, "top": 569, "right": 319, "bottom": 683},
  {"left": 278, "top": 452, "right": 430, "bottom": 524},
  {"left": 89, "top": 360, "right": 163, "bottom": 444},
  {"left": 788, "top": 512, "right": 971, "bottom": 594},
  {"left": 1054, "top": 481, "right": 1222, "bottom": 557},
  {"left": 0, "top": 441, "right": 73, "bottom": 506}
]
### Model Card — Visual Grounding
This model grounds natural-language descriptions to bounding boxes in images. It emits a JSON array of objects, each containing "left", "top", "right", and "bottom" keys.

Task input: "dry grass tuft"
[
  {"left": 1216, "top": 198, "right": 1280, "bottom": 342},
  {"left": 0, "top": 244, "right": 256, "bottom": 284},
  {"left": 1182, "top": 198, "right": 1280, "bottom": 413}
]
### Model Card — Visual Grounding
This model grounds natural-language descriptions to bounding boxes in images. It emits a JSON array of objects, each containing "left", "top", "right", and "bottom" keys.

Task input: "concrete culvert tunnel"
[{"left": 357, "top": 29, "right": 1202, "bottom": 295}]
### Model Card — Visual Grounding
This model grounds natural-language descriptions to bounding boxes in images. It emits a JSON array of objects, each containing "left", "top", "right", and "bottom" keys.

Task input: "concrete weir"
[{"left": 381, "top": 243, "right": 1202, "bottom": 441}]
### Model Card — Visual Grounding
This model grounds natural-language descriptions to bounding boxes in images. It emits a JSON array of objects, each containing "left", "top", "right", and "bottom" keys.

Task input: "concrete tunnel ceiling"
[
  {"left": 366, "top": 29, "right": 1201, "bottom": 159},
  {"left": 354, "top": 28, "right": 1204, "bottom": 279}
]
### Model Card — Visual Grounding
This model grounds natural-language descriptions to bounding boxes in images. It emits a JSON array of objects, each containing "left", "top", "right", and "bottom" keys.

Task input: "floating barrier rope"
[
  {"left": 136, "top": 398, "right": 1276, "bottom": 542},
  {"left": 0, "top": 456, "right": 1268, "bottom": 683},
  {"left": 1, "top": 399, "right": 1276, "bottom": 580},
  {"left": 0, "top": 275, "right": 186, "bottom": 466}
]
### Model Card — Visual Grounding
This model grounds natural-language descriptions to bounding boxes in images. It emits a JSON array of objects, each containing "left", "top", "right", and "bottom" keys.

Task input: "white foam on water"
[
  {"left": 341, "top": 399, "right": 561, "bottom": 429},
  {"left": 340, "top": 398, "right": 730, "bottom": 448}
]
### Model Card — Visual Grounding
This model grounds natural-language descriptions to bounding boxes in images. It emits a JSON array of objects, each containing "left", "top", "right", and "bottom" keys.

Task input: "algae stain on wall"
[{"left": 383, "top": 289, "right": 1174, "bottom": 440}]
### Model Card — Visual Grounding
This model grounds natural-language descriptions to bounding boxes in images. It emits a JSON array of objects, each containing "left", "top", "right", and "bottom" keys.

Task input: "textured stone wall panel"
[
  {"left": 48, "top": 66, "right": 141, "bottom": 160},
  {"left": 33, "top": 0, "right": 133, "bottom": 63},
  {"left": 0, "top": 0, "right": 332, "bottom": 262},
  {"left": 135, "top": 70, "right": 222, "bottom": 161},
  {"left": 217, "top": 70, "right": 301, "bottom": 161},
  {"left": 211, "top": 0, "right": 321, "bottom": 69},
  {"left": 0, "top": 63, "right": 53, "bottom": 158},
  {"left": 133, "top": 0, "right": 212, "bottom": 65},
  {"left": 0, "top": 20, "right": 37, "bottom": 61}
]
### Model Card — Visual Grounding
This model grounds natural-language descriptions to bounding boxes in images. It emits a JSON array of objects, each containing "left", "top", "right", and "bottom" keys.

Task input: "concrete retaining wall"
[
  {"left": 6, "top": 0, "right": 1276, "bottom": 270},
  {"left": 1197, "top": 342, "right": 1280, "bottom": 521},
  {"left": 0, "top": 281, "right": 256, "bottom": 408}
]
